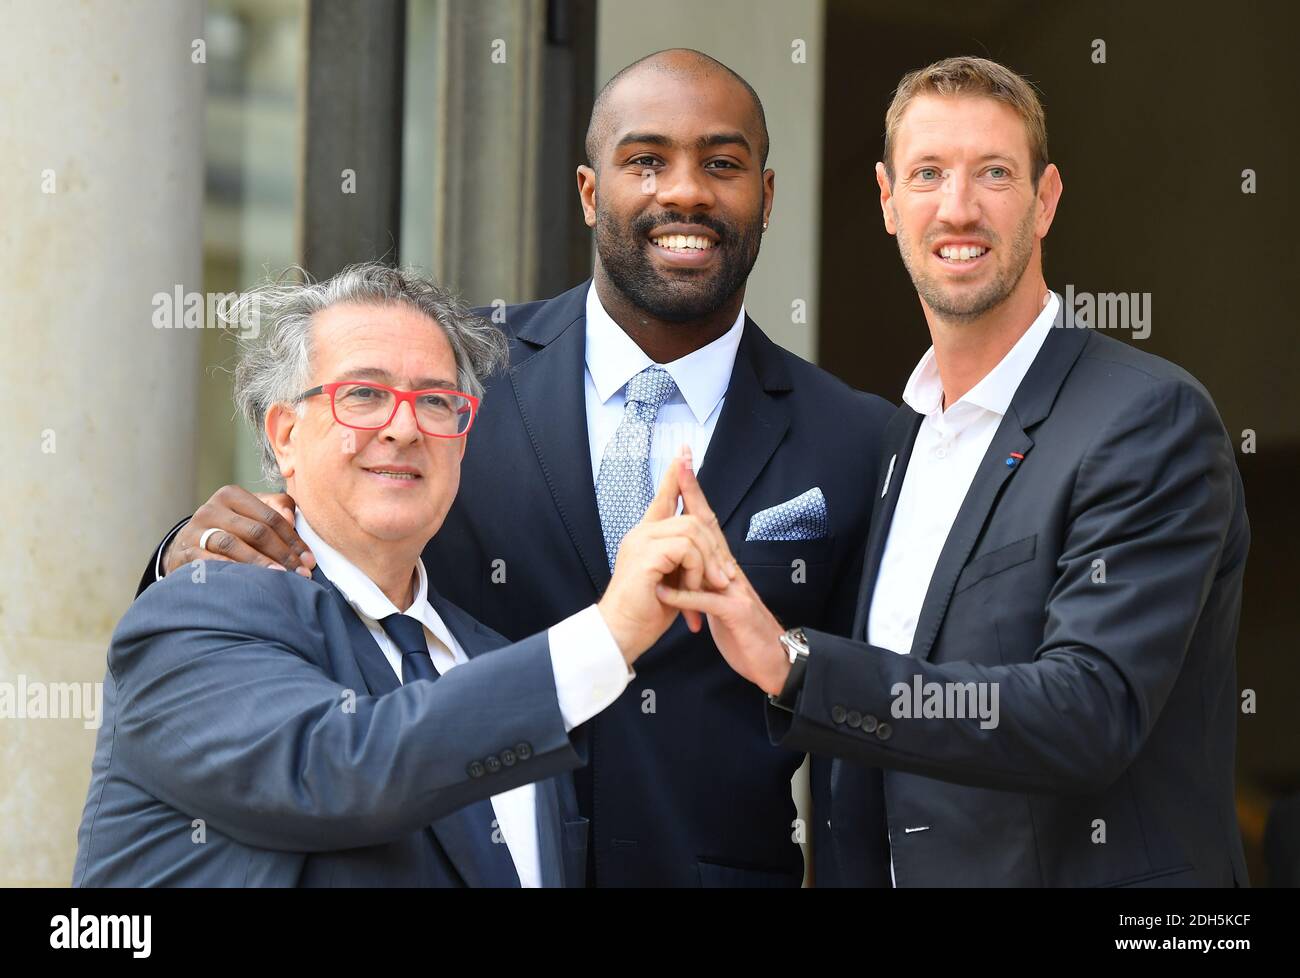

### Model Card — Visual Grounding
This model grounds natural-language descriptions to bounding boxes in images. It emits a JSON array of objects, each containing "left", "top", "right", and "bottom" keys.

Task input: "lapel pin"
[{"left": 1005, "top": 451, "right": 1025, "bottom": 468}]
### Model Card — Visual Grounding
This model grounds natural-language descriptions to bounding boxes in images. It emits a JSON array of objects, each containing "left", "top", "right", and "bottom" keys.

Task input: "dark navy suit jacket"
[
  {"left": 83, "top": 561, "right": 588, "bottom": 886},
  {"left": 426, "top": 282, "right": 894, "bottom": 885},
  {"left": 768, "top": 310, "right": 1250, "bottom": 887}
]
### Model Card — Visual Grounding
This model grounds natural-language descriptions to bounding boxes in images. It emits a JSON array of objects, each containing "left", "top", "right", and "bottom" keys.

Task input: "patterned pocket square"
[{"left": 745, "top": 488, "right": 828, "bottom": 542}]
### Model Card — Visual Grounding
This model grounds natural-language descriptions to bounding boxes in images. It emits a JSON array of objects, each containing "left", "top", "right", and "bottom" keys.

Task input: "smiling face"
[
  {"left": 578, "top": 66, "right": 774, "bottom": 323},
  {"left": 267, "top": 301, "right": 467, "bottom": 561},
  {"left": 878, "top": 94, "right": 1060, "bottom": 322}
]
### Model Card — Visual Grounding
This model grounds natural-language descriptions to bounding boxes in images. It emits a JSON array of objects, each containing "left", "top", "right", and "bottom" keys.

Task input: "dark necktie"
[
  {"left": 377, "top": 611, "right": 521, "bottom": 887},
  {"left": 380, "top": 613, "right": 440, "bottom": 684}
]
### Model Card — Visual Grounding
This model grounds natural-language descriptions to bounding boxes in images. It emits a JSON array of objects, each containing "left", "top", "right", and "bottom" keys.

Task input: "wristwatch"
[{"left": 769, "top": 627, "right": 810, "bottom": 712}]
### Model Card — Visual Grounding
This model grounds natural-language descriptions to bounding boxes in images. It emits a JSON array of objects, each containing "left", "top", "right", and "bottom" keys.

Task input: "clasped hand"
[{"left": 598, "top": 447, "right": 791, "bottom": 694}]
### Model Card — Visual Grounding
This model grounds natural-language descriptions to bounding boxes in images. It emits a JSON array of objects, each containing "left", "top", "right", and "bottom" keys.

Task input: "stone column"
[
  {"left": 402, "top": 0, "right": 596, "bottom": 304},
  {"left": 0, "top": 0, "right": 205, "bottom": 885}
]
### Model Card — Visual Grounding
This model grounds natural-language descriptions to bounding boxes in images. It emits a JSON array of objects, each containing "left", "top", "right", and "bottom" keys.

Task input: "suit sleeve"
[
  {"left": 768, "top": 379, "right": 1240, "bottom": 795},
  {"left": 135, "top": 516, "right": 189, "bottom": 597},
  {"left": 110, "top": 564, "right": 586, "bottom": 852}
]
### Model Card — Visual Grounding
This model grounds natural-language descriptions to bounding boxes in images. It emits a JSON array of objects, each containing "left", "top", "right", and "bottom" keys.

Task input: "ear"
[
  {"left": 875, "top": 162, "right": 898, "bottom": 236},
  {"left": 266, "top": 402, "right": 299, "bottom": 480},
  {"left": 762, "top": 168, "right": 776, "bottom": 228},
  {"left": 1034, "top": 163, "right": 1063, "bottom": 238},
  {"left": 576, "top": 165, "right": 597, "bottom": 228}
]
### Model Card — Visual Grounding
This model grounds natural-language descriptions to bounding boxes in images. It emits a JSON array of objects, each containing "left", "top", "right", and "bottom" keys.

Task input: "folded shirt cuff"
[{"left": 547, "top": 604, "right": 635, "bottom": 732}]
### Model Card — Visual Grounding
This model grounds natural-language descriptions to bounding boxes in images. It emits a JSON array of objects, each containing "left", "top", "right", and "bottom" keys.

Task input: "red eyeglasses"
[{"left": 298, "top": 381, "right": 479, "bottom": 438}]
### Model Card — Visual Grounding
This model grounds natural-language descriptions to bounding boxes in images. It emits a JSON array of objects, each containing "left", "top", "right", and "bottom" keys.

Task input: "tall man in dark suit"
[
  {"left": 659, "top": 56, "right": 1250, "bottom": 887},
  {"left": 135, "top": 50, "right": 894, "bottom": 885},
  {"left": 80, "top": 264, "right": 730, "bottom": 886}
]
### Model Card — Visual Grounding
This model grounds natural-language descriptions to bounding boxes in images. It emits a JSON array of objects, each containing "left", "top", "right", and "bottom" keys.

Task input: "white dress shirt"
[
  {"left": 584, "top": 283, "right": 745, "bottom": 486},
  {"left": 866, "top": 291, "right": 1058, "bottom": 886},
  {"left": 296, "top": 513, "right": 631, "bottom": 888},
  {"left": 867, "top": 292, "right": 1059, "bottom": 656}
]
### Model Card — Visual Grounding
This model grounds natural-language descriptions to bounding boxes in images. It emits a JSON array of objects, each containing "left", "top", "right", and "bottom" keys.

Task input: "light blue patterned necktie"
[{"left": 595, "top": 365, "right": 678, "bottom": 572}]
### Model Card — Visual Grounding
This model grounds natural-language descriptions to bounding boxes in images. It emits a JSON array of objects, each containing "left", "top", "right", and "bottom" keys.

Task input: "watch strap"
[{"left": 769, "top": 633, "right": 809, "bottom": 712}]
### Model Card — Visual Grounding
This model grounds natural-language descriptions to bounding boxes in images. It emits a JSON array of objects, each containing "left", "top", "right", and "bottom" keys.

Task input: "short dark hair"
[{"left": 584, "top": 48, "right": 769, "bottom": 170}]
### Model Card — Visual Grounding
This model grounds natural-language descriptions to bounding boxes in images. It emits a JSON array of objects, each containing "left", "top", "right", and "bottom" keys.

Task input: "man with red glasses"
[{"left": 74, "top": 263, "right": 732, "bottom": 887}]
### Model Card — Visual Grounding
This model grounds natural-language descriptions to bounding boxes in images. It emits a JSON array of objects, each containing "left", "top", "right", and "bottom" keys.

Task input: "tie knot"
[
  {"left": 624, "top": 365, "right": 676, "bottom": 414},
  {"left": 380, "top": 613, "right": 429, "bottom": 655}
]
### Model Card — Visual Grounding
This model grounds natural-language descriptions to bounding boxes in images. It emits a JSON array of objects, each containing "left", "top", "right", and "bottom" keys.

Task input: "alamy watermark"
[
  {"left": 151, "top": 287, "right": 261, "bottom": 338},
  {"left": 50, "top": 909, "right": 150, "bottom": 958},
  {"left": 0, "top": 675, "right": 103, "bottom": 729},
  {"left": 891, "top": 675, "right": 1000, "bottom": 729},
  {"left": 1059, "top": 284, "right": 1151, "bottom": 339}
]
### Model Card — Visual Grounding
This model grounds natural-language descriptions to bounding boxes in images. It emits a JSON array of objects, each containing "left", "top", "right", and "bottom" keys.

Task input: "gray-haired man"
[{"left": 74, "top": 263, "right": 731, "bottom": 887}]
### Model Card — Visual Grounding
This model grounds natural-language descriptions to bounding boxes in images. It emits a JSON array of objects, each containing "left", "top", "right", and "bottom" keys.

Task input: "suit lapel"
[
  {"left": 425, "top": 803, "right": 519, "bottom": 888},
  {"left": 851, "top": 408, "right": 923, "bottom": 641},
  {"left": 428, "top": 588, "right": 509, "bottom": 660},
  {"left": 508, "top": 285, "right": 610, "bottom": 593},
  {"left": 420, "top": 587, "right": 520, "bottom": 887},
  {"left": 313, "top": 569, "right": 401, "bottom": 695},
  {"left": 907, "top": 419, "right": 1035, "bottom": 660},
  {"left": 697, "top": 319, "right": 792, "bottom": 532},
  {"left": 315, "top": 570, "right": 519, "bottom": 887},
  {"left": 836, "top": 413, "right": 924, "bottom": 813},
  {"left": 907, "top": 308, "right": 1091, "bottom": 661},
  {"left": 434, "top": 590, "right": 564, "bottom": 888}
]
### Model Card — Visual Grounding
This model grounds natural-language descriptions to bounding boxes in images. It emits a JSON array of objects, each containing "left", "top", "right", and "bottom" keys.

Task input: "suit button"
[
  {"left": 485, "top": 755, "right": 502, "bottom": 774},
  {"left": 846, "top": 710, "right": 862, "bottom": 729},
  {"left": 467, "top": 761, "right": 485, "bottom": 779},
  {"left": 876, "top": 722, "right": 892, "bottom": 741},
  {"left": 861, "top": 714, "right": 878, "bottom": 733},
  {"left": 515, "top": 742, "right": 532, "bottom": 761},
  {"left": 501, "top": 748, "right": 517, "bottom": 767},
  {"left": 831, "top": 704, "right": 847, "bottom": 724}
]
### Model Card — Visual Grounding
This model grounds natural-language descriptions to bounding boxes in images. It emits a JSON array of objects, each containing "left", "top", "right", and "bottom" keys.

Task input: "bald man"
[{"left": 141, "top": 49, "right": 893, "bottom": 887}]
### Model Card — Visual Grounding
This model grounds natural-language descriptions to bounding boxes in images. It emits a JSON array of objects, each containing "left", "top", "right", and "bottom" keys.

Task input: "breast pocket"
[
  {"left": 953, "top": 533, "right": 1037, "bottom": 594},
  {"left": 735, "top": 536, "right": 834, "bottom": 568},
  {"left": 736, "top": 536, "right": 835, "bottom": 628}
]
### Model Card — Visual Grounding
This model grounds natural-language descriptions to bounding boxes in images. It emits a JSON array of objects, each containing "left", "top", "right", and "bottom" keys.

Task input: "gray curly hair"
[{"left": 227, "top": 263, "right": 510, "bottom": 483}]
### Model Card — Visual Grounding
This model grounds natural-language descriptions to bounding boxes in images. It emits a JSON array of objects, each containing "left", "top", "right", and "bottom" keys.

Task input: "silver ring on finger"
[{"left": 199, "top": 527, "right": 222, "bottom": 553}]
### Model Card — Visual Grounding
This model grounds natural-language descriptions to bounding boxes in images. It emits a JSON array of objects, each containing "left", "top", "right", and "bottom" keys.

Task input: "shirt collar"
[
  {"left": 584, "top": 282, "right": 745, "bottom": 424},
  {"left": 296, "top": 512, "right": 459, "bottom": 654},
  {"left": 901, "top": 291, "right": 1060, "bottom": 420}
]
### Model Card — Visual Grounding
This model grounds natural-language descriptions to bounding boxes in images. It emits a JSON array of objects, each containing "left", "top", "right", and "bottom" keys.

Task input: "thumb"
[
  {"left": 642, "top": 453, "right": 684, "bottom": 522},
  {"left": 258, "top": 492, "right": 297, "bottom": 525}
]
